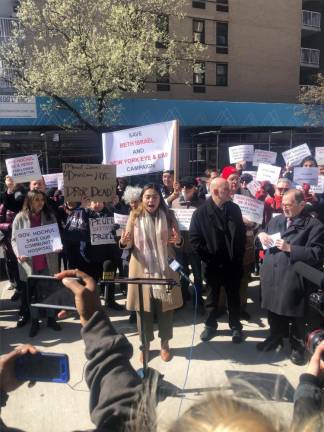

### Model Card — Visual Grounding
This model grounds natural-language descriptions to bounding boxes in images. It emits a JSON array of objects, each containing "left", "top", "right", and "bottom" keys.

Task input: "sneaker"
[
  {"left": 290, "top": 349, "right": 307, "bottom": 366},
  {"left": 232, "top": 329, "right": 243, "bottom": 344},
  {"left": 29, "top": 320, "right": 40, "bottom": 337},
  {"left": 107, "top": 301, "right": 124, "bottom": 311},
  {"left": 47, "top": 317, "right": 61, "bottom": 331},
  {"left": 200, "top": 326, "right": 217, "bottom": 342},
  {"left": 256, "top": 335, "right": 283, "bottom": 352}
]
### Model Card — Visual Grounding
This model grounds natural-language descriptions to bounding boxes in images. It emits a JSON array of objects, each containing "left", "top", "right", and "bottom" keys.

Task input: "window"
[
  {"left": 192, "top": 0, "right": 206, "bottom": 9},
  {"left": 216, "top": 63, "right": 228, "bottom": 86},
  {"left": 216, "top": 0, "right": 229, "bottom": 12},
  {"left": 193, "top": 19, "right": 205, "bottom": 44},
  {"left": 193, "top": 62, "right": 206, "bottom": 92},
  {"left": 216, "top": 22, "right": 228, "bottom": 54},
  {"left": 156, "top": 60, "right": 170, "bottom": 91},
  {"left": 156, "top": 15, "right": 169, "bottom": 49}
]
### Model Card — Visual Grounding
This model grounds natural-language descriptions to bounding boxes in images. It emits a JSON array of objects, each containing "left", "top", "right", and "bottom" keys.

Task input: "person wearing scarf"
[{"left": 120, "top": 183, "right": 183, "bottom": 363}]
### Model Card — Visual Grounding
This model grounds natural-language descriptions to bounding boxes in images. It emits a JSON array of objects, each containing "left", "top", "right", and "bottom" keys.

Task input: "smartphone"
[
  {"left": 27, "top": 275, "right": 78, "bottom": 311},
  {"left": 15, "top": 352, "right": 70, "bottom": 383}
]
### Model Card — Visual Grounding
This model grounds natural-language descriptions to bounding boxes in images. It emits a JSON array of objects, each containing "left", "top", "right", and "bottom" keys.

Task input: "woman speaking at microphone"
[{"left": 120, "top": 183, "right": 183, "bottom": 362}]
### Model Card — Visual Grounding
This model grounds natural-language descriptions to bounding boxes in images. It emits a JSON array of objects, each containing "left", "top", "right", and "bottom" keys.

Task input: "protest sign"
[
  {"left": 43, "top": 173, "right": 62, "bottom": 190},
  {"left": 256, "top": 163, "right": 281, "bottom": 185},
  {"left": 252, "top": 149, "right": 277, "bottom": 167},
  {"left": 261, "top": 232, "right": 281, "bottom": 250},
  {"left": 233, "top": 194, "right": 264, "bottom": 224},
  {"left": 315, "top": 147, "right": 324, "bottom": 165},
  {"left": 293, "top": 167, "right": 319, "bottom": 186},
  {"left": 16, "top": 223, "right": 62, "bottom": 257},
  {"left": 228, "top": 145, "right": 254, "bottom": 164},
  {"left": 62, "top": 163, "right": 116, "bottom": 202},
  {"left": 246, "top": 180, "right": 261, "bottom": 197},
  {"left": 282, "top": 143, "right": 311, "bottom": 167},
  {"left": 6, "top": 154, "right": 42, "bottom": 183},
  {"left": 171, "top": 208, "right": 195, "bottom": 231},
  {"left": 114, "top": 213, "right": 129, "bottom": 230},
  {"left": 89, "top": 217, "right": 116, "bottom": 245},
  {"left": 310, "top": 176, "right": 324, "bottom": 193},
  {"left": 102, "top": 120, "right": 176, "bottom": 177}
]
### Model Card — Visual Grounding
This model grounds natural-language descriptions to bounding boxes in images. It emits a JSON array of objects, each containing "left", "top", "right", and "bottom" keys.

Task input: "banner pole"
[{"left": 173, "top": 120, "right": 180, "bottom": 182}]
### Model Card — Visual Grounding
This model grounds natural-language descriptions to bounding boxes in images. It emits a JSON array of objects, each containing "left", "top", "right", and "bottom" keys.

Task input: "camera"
[
  {"left": 309, "top": 290, "right": 324, "bottom": 316},
  {"left": 306, "top": 329, "right": 324, "bottom": 360}
]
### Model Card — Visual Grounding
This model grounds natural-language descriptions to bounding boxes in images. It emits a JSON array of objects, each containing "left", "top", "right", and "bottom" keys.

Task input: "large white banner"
[
  {"left": 282, "top": 143, "right": 311, "bottom": 167},
  {"left": 233, "top": 194, "right": 264, "bottom": 224},
  {"left": 89, "top": 217, "right": 116, "bottom": 245},
  {"left": 16, "top": 223, "right": 62, "bottom": 257},
  {"left": 228, "top": 145, "right": 254, "bottom": 164},
  {"left": 102, "top": 120, "right": 175, "bottom": 177},
  {"left": 6, "top": 154, "right": 42, "bottom": 183}
]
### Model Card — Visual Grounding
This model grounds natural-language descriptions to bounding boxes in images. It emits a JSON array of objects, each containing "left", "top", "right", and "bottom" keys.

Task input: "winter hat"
[{"left": 221, "top": 166, "right": 238, "bottom": 180}]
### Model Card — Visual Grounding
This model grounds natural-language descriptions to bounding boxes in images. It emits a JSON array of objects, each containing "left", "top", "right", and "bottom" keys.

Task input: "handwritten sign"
[
  {"left": 282, "top": 143, "right": 311, "bottom": 167},
  {"left": 62, "top": 163, "right": 116, "bottom": 202},
  {"left": 102, "top": 120, "right": 175, "bottom": 177},
  {"left": 114, "top": 213, "right": 129, "bottom": 229},
  {"left": 246, "top": 180, "right": 261, "bottom": 197},
  {"left": 233, "top": 194, "right": 264, "bottom": 224},
  {"left": 256, "top": 163, "right": 281, "bottom": 185},
  {"left": 43, "top": 173, "right": 62, "bottom": 190},
  {"left": 253, "top": 149, "right": 277, "bottom": 167},
  {"left": 6, "top": 154, "right": 42, "bottom": 183},
  {"left": 293, "top": 167, "right": 319, "bottom": 186},
  {"left": 171, "top": 208, "right": 195, "bottom": 231},
  {"left": 315, "top": 147, "right": 324, "bottom": 165},
  {"left": 89, "top": 217, "right": 116, "bottom": 245},
  {"left": 228, "top": 145, "right": 254, "bottom": 164},
  {"left": 16, "top": 223, "right": 62, "bottom": 257},
  {"left": 310, "top": 176, "right": 324, "bottom": 193}
]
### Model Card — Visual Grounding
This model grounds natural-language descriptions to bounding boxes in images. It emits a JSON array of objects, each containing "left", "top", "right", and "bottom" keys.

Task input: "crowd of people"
[{"left": 1, "top": 153, "right": 324, "bottom": 430}]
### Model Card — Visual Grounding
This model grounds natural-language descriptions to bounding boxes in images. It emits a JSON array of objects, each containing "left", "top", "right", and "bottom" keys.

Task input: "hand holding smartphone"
[{"left": 14, "top": 352, "right": 69, "bottom": 383}]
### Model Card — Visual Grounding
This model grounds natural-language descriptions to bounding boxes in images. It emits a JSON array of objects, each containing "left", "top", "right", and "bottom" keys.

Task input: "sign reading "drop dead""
[{"left": 62, "top": 163, "right": 116, "bottom": 202}]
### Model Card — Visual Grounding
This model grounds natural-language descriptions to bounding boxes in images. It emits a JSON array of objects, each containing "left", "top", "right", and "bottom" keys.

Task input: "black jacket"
[
  {"left": 189, "top": 198, "right": 246, "bottom": 269},
  {"left": 260, "top": 213, "right": 324, "bottom": 317}
]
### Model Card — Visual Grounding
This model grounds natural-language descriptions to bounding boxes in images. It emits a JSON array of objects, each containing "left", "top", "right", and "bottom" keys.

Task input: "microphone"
[
  {"left": 102, "top": 260, "right": 116, "bottom": 281},
  {"left": 168, "top": 257, "right": 190, "bottom": 283}
]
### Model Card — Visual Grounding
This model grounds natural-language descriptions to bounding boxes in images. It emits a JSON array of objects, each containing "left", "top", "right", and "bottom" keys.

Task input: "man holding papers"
[{"left": 257, "top": 189, "right": 324, "bottom": 365}]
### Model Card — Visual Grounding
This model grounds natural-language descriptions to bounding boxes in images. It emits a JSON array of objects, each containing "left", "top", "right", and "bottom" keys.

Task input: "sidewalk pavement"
[{"left": 0, "top": 277, "right": 303, "bottom": 431}]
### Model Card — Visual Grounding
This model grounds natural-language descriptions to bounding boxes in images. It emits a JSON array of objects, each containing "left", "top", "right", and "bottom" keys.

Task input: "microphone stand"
[{"left": 100, "top": 276, "right": 177, "bottom": 378}]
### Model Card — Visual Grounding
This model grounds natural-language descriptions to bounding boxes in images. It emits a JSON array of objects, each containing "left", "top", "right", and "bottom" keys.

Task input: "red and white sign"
[
  {"left": 102, "top": 120, "right": 175, "bottom": 177},
  {"left": 6, "top": 154, "right": 42, "bottom": 183},
  {"left": 282, "top": 144, "right": 311, "bottom": 167},
  {"left": 253, "top": 149, "right": 277, "bottom": 167},
  {"left": 233, "top": 194, "right": 264, "bottom": 224},
  {"left": 256, "top": 163, "right": 281, "bottom": 185},
  {"left": 228, "top": 145, "right": 254, "bottom": 164}
]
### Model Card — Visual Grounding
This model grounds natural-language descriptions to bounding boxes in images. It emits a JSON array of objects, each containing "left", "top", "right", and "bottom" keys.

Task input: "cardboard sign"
[
  {"left": 293, "top": 167, "right": 319, "bottom": 186},
  {"left": 261, "top": 232, "right": 281, "bottom": 250},
  {"left": 171, "top": 208, "right": 195, "bottom": 231},
  {"left": 253, "top": 149, "right": 277, "bottom": 167},
  {"left": 43, "top": 173, "right": 62, "bottom": 190},
  {"left": 228, "top": 145, "right": 254, "bottom": 164},
  {"left": 114, "top": 213, "right": 129, "bottom": 229},
  {"left": 282, "top": 143, "right": 311, "bottom": 167},
  {"left": 89, "top": 217, "right": 116, "bottom": 245},
  {"left": 16, "top": 223, "right": 62, "bottom": 257},
  {"left": 315, "top": 147, "right": 324, "bottom": 165},
  {"left": 233, "top": 194, "right": 264, "bottom": 224},
  {"left": 102, "top": 120, "right": 175, "bottom": 177},
  {"left": 246, "top": 180, "right": 261, "bottom": 197},
  {"left": 310, "top": 176, "right": 324, "bottom": 194},
  {"left": 62, "top": 163, "right": 116, "bottom": 202},
  {"left": 6, "top": 154, "right": 42, "bottom": 183},
  {"left": 256, "top": 163, "right": 281, "bottom": 185}
]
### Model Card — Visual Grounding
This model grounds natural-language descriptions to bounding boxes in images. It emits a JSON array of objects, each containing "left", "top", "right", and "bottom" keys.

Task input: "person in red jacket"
[{"left": 261, "top": 178, "right": 292, "bottom": 226}]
